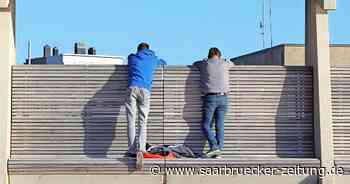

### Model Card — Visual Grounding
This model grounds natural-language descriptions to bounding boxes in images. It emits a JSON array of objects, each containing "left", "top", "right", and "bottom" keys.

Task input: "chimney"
[
  {"left": 52, "top": 47, "right": 59, "bottom": 56},
  {"left": 43, "top": 45, "right": 51, "bottom": 57},
  {"left": 74, "top": 42, "right": 86, "bottom": 54},
  {"left": 88, "top": 47, "right": 96, "bottom": 55}
]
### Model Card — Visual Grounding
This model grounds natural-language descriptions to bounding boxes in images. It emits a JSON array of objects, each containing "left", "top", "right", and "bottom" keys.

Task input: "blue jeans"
[{"left": 202, "top": 95, "right": 228, "bottom": 151}]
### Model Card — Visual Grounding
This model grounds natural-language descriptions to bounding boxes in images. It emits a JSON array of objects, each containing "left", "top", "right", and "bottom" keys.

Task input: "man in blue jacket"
[{"left": 125, "top": 43, "right": 166, "bottom": 169}]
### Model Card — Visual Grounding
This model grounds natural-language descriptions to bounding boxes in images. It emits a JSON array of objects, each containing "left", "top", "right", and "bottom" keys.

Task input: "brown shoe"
[{"left": 136, "top": 151, "right": 144, "bottom": 170}]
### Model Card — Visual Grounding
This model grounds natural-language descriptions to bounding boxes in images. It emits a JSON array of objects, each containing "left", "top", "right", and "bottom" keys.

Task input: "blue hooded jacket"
[{"left": 127, "top": 49, "right": 166, "bottom": 92}]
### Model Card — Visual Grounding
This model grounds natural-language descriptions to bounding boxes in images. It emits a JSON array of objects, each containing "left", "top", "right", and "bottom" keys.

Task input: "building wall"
[
  {"left": 231, "top": 45, "right": 285, "bottom": 65},
  {"left": 330, "top": 46, "right": 350, "bottom": 65},
  {"left": 285, "top": 44, "right": 350, "bottom": 66},
  {"left": 61, "top": 55, "right": 125, "bottom": 65},
  {"left": 0, "top": 0, "right": 15, "bottom": 184},
  {"left": 25, "top": 57, "right": 47, "bottom": 64},
  {"left": 231, "top": 44, "right": 350, "bottom": 66},
  {"left": 284, "top": 45, "right": 305, "bottom": 66},
  {"left": 24, "top": 55, "right": 126, "bottom": 65}
]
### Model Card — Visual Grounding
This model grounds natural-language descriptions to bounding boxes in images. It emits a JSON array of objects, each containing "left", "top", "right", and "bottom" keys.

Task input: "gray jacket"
[{"left": 193, "top": 58, "right": 234, "bottom": 95}]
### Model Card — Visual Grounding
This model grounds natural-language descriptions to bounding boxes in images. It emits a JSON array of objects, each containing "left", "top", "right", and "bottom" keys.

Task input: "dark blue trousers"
[{"left": 202, "top": 95, "right": 228, "bottom": 151}]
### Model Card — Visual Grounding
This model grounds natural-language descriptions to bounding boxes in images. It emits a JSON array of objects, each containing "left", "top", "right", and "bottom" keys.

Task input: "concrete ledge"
[
  {"left": 10, "top": 175, "right": 163, "bottom": 184},
  {"left": 166, "top": 176, "right": 318, "bottom": 184},
  {"left": 10, "top": 175, "right": 318, "bottom": 184},
  {"left": 8, "top": 157, "right": 320, "bottom": 175},
  {"left": 334, "top": 176, "right": 350, "bottom": 184}
]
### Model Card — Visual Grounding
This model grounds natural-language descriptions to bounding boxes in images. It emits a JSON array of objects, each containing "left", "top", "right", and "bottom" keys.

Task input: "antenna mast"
[
  {"left": 269, "top": 0, "right": 273, "bottom": 48},
  {"left": 259, "top": 0, "right": 273, "bottom": 49},
  {"left": 260, "top": 0, "right": 266, "bottom": 49},
  {"left": 27, "top": 41, "right": 32, "bottom": 65}
]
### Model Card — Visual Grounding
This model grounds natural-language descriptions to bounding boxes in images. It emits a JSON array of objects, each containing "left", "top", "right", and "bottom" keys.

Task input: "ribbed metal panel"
[
  {"left": 332, "top": 66, "right": 350, "bottom": 159},
  {"left": 9, "top": 65, "right": 319, "bottom": 175},
  {"left": 9, "top": 65, "right": 316, "bottom": 175},
  {"left": 11, "top": 65, "right": 314, "bottom": 158}
]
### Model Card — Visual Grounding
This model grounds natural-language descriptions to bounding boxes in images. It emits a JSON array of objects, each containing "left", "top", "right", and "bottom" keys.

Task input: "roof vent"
[
  {"left": 43, "top": 45, "right": 51, "bottom": 57},
  {"left": 88, "top": 47, "right": 96, "bottom": 55},
  {"left": 52, "top": 47, "right": 59, "bottom": 56},
  {"left": 74, "top": 42, "right": 86, "bottom": 55}
]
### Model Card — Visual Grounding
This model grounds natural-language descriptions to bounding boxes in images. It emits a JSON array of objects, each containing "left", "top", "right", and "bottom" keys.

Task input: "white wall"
[
  {"left": 62, "top": 55, "right": 125, "bottom": 65},
  {"left": 0, "top": 0, "right": 15, "bottom": 183}
]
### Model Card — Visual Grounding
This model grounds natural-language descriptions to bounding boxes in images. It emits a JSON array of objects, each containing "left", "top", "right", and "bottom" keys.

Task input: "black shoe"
[{"left": 125, "top": 152, "right": 137, "bottom": 158}]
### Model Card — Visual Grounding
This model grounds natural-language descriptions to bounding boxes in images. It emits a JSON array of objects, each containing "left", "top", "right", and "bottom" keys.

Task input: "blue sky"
[{"left": 16, "top": 0, "right": 349, "bottom": 64}]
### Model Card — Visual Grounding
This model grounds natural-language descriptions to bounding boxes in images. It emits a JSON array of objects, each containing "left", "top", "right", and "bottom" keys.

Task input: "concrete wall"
[
  {"left": 231, "top": 44, "right": 350, "bottom": 66},
  {"left": 285, "top": 44, "right": 350, "bottom": 66},
  {"left": 284, "top": 45, "right": 306, "bottom": 66},
  {"left": 231, "top": 45, "right": 285, "bottom": 65},
  {"left": 60, "top": 54, "right": 125, "bottom": 65},
  {"left": 0, "top": 0, "right": 15, "bottom": 184}
]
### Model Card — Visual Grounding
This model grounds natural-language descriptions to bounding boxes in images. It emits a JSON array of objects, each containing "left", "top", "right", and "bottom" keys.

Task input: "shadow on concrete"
[
  {"left": 82, "top": 66, "right": 124, "bottom": 158},
  {"left": 299, "top": 176, "right": 318, "bottom": 184},
  {"left": 182, "top": 65, "right": 206, "bottom": 157},
  {"left": 275, "top": 68, "right": 314, "bottom": 158}
]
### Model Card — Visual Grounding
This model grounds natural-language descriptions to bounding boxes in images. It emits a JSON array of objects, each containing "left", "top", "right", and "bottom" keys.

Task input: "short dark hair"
[
  {"left": 208, "top": 47, "right": 222, "bottom": 59},
  {"left": 137, "top": 42, "right": 150, "bottom": 52}
]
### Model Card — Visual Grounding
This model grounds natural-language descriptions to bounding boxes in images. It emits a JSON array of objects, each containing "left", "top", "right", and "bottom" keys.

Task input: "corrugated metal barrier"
[
  {"left": 332, "top": 66, "right": 350, "bottom": 174},
  {"left": 9, "top": 65, "right": 318, "bottom": 175}
]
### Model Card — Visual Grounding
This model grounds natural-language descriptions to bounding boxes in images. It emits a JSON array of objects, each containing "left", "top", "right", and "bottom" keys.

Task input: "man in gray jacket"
[{"left": 193, "top": 48, "right": 233, "bottom": 158}]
